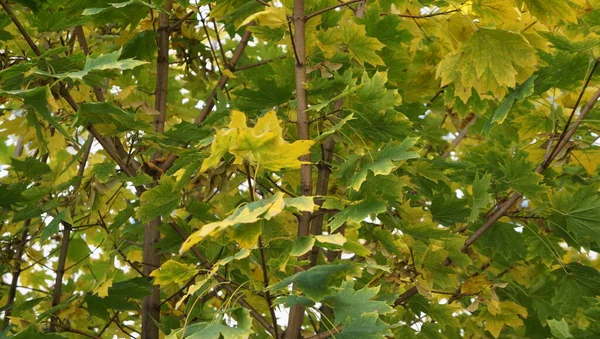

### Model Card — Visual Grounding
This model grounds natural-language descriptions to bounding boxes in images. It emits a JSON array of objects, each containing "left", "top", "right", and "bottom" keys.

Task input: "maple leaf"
[
  {"left": 522, "top": 0, "right": 577, "bottom": 24},
  {"left": 437, "top": 28, "right": 537, "bottom": 102},
  {"left": 201, "top": 110, "right": 315, "bottom": 172},
  {"left": 323, "top": 281, "right": 394, "bottom": 324},
  {"left": 477, "top": 301, "right": 528, "bottom": 338},
  {"left": 149, "top": 260, "right": 198, "bottom": 286}
]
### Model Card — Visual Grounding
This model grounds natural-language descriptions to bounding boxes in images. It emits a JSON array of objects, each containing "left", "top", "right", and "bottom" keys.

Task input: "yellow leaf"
[
  {"left": 93, "top": 278, "right": 113, "bottom": 298},
  {"left": 478, "top": 301, "right": 528, "bottom": 338},
  {"left": 522, "top": 0, "right": 577, "bottom": 24},
  {"left": 150, "top": 260, "right": 198, "bottom": 286},
  {"left": 315, "top": 233, "right": 347, "bottom": 246},
  {"left": 284, "top": 196, "right": 316, "bottom": 212},
  {"left": 126, "top": 249, "right": 143, "bottom": 263},
  {"left": 461, "top": 274, "right": 489, "bottom": 294},
  {"left": 222, "top": 68, "right": 237, "bottom": 79},
  {"left": 240, "top": 5, "right": 288, "bottom": 29},
  {"left": 201, "top": 110, "right": 315, "bottom": 172},
  {"left": 571, "top": 149, "right": 600, "bottom": 175},
  {"left": 437, "top": 28, "right": 537, "bottom": 102},
  {"left": 180, "top": 192, "right": 286, "bottom": 254},
  {"left": 7, "top": 316, "right": 30, "bottom": 329},
  {"left": 471, "top": 0, "right": 517, "bottom": 23}
]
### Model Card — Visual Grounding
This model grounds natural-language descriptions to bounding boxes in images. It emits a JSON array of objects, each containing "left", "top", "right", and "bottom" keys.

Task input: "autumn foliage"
[{"left": 2, "top": 0, "right": 600, "bottom": 338}]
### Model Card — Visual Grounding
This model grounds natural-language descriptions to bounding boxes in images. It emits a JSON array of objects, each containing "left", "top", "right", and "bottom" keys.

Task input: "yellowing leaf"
[
  {"left": 471, "top": 0, "right": 517, "bottom": 23},
  {"left": 315, "top": 233, "right": 347, "bottom": 246},
  {"left": 240, "top": 5, "right": 288, "bottom": 29},
  {"left": 150, "top": 260, "right": 198, "bottom": 286},
  {"left": 437, "top": 28, "right": 537, "bottom": 102},
  {"left": 201, "top": 110, "right": 315, "bottom": 172},
  {"left": 571, "top": 149, "right": 600, "bottom": 175},
  {"left": 522, "top": 0, "right": 577, "bottom": 24},
  {"left": 340, "top": 19, "right": 385, "bottom": 66},
  {"left": 461, "top": 274, "right": 490, "bottom": 294},
  {"left": 478, "top": 301, "right": 528, "bottom": 338},
  {"left": 93, "top": 278, "right": 113, "bottom": 298},
  {"left": 180, "top": 192, "right": 285, "bottom": 254},
  {"left": 284, "top": 196, "right": 316, "bottom": 212}
]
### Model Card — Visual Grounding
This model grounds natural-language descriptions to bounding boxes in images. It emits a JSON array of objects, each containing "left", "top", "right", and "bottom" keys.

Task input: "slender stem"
[
  {"left": 309, "top": 100, "right": 343, "bottom": 265},
  {"left": 441, "top": 115, "right": 476, "bottom": 158},
  {"left": 49, "top": 222, "right": 71, "bottom": 331},
  {"left": 287, "top": 1, "right": 312, "bottom": 338},
  {"left": 543, "top": 60, "right": 600, "bottom": 168},
  {"left": 142, "top": 3, "right": 172, "bottom": 339},
  {"left": 0, "top": 0, "right": 40, "bottom": 55},
  {"left": 236, "top": 55, "right": 287, "bottom": 72},
  {"left": 170, "top": 10, "right": 195, "bottom": 31},
  {"left": 3, "top": 221, "right": 30, "bottom": 328},
  {"left": 244, "top": 162, "right": 280, "bottom": 338}
]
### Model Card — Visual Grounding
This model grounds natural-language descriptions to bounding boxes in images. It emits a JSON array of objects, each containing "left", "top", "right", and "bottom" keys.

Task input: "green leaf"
[
  {"left": 347, "top": 137, "right": 419, "bottom": 190},
  {"left": 121, "top": 30, "right": 158, "bottom": 61},
  {"left": 430, "top": 194, "right": 470, "bottom": 226},
  {"left": 329, "top": 198, "right": 387, "bottom": 232},
  {"left": 549, "top": 187, "right": 600, "bottom": 246},
  {"left": 362, "top": 4, "right": 413, "bottom": 49},
  {"left": 484, "top": 75, "right": 537, "bottom": 132},
  {"left": 290, "top": 236, "right": 316, "bottom": 256},
  {"left": 552, "top": 263, "right": 600, "bottom": 313},
  {"left": 10, "top": 157, "right": 51, "bottom": 179},
  {"left": 92, "top": 163, "right": 116, "bottom": 183},
  {"left": 547, "top": 318, "right": 573, "bottom": 339},
  {"left": 150, "top": 260, "right": 198, "bottom": 286},
  {"left": 12, "top": 327, "right": 68, "bottom": 339},
  {"left": 540, "top": 32, "right": 600, "bottom": 53},
  {"left": 35, "top": 49, "right": 147, "bottom": 80},
  {"left": 499, "top": 156, "right": 545, "bottom": 198},
  {"left": 534, "top": 51, "right": 592, "bottom": 94},
  {"left": 347, "top": 71, "right": 402, "bottom": 117},
  {"left": 323, "top": 281, "right": 393, "bottom": 324},
  {"left": 469, "top": 173, "right": 492, "bottom": 222},
  {"left": 40, "top": 210, "right": 66, "bottom": 243},
  {"left": 477, "top": 301, "right": 528, "bottom": 338},
  {"left": 82, "top": 0, "right": 168, "bottom": 15},
  {"left": 336, "top": 311, "right": 392, "bottom": 339},
  {"left": 437, "top": 28, "right": 537, "bottom": 102},
  {"left": 340, "top": 19, "right": 385, "bottom": 66},
  {"left": 270, "top": 264, "right": 361, "bottom": 301},
  {"left": 180, "top": 192, "right": 286, "bottom": 254},
  {"left": 0, "top": 87, "right": 69, "bottom": 139},
  {"left": 170, "top": 313, "right": 253, "bottom": 339},
  {"left": 476, "top": 222, "right": 527, "bottom": 261},
  {"left": 76, "top": 102, "right": 151, "bottom": 136},
  {"left": 137, "top": 176, "right": 181, "bottom": 223}
]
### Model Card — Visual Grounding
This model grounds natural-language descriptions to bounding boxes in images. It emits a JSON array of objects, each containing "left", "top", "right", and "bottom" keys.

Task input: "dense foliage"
[{"left": 1, "top": 0, "right": 600, "bottom": 338}]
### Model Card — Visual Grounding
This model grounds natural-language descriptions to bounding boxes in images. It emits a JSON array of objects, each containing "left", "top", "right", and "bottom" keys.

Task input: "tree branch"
[{"left": 286, "top": 1, "right": 312, "bottom": 337}]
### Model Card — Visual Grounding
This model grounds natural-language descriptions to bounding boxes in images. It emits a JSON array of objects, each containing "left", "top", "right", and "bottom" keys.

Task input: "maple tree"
[{"left": 1, "top": 0, "right": 600, "bottom": 338}]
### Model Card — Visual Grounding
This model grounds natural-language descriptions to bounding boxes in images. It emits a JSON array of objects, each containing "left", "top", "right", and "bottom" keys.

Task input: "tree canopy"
[{"left": 1, "top": 0, "right": 600, "bottom": 338}]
